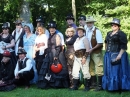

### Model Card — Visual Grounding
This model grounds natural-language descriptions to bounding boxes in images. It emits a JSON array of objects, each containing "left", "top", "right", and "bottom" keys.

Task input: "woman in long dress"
[
  {"left": 102, "top": 18, "right": 130, "bottom": 91},
  {"left": 0, "top": 22, "right": 17, "bottom": 67},
  {"left": 23, "top": 25, "right": 37, "bottom": 84},
  {"left": 37, "top": 21, "right": 69, "bottom": 89}
]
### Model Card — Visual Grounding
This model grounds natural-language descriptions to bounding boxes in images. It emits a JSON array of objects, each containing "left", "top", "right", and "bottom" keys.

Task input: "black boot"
[
  {"left": 95, "top": 76, "right": 103, "bottom": 91},
  {"left": 90, "top": 76, "right": 97, "bottom": 89},
  {"left": 84, "top": 79, "right": 90, "bottom": 91},
  {"left": 70, "top": 79, "right": 79, "bottom": 90}
]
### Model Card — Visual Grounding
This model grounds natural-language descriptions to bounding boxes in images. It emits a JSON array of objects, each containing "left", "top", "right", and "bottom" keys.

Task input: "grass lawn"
[{"left": 0, "top": 85, "right": 130, "bottom": 97}]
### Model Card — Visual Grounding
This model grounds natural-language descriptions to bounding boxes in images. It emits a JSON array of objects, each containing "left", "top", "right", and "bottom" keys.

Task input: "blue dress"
[
  {"left": 102, "top": 30, "right": 130, "bottom": 91},
  {"left": 23, "top": 34, "right": 38, "bottom": 84}
]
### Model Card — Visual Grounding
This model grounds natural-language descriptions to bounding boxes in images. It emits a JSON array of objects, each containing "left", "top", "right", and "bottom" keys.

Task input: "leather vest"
[
  {"left": 91, "top": 28, "right": 102, "bottom": 53},
  {"left": 18, "top": 58, "right": 34, "bottom": 73}
]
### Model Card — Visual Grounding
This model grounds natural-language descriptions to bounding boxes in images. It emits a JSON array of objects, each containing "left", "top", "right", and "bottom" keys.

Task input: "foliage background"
[{"left": 0, "top": 0, "right": 130, "bottom": 40}]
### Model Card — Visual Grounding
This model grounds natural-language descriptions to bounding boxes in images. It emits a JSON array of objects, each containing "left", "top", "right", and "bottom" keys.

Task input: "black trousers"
[{"left": 14, "top": 71, "right": 34, "bottom": 86}]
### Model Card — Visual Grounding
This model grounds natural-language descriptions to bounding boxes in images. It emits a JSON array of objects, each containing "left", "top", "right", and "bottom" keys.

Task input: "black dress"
[
  {"left": 37, "top": 33, "right": 69, "bottom": 88},
  {"left": 0, "top": 34, "right": 17, "bottom": 67},
  {"left": 0, "top": 60, "right": 16, "bottom": 91}
]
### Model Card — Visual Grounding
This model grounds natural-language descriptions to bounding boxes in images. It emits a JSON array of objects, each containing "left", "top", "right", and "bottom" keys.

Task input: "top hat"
[
  {"left": 3, "top": 50, "right": 11, "bottom": 57},
  {"left": 65, "top": 13, "right": 75, "bottom": 21},
  {"left": 86, "top": 16, "right": 96, "bottom": 23},
  {"left": 47, "top": 21, "right": 57, "bottom": 28},
  {"left": 76, "top": 26, "right": 86, "bottom": 33},
  {"left": 78, "top": 15, "right": 86, "bottom": 21},
  {"left": 36, "top": 16, "right": 44, "bottom": 23},
  {"left": 2, "top": 22, "right": 10, "bottom": 29},
  {"left": 17, "top": 47, "right": 27, "bottom": 55},
  {"left": 14, "top": 18, "right": 23, "bottom": 24},
  {"left": 110, "top": 18, "right": 121, "bottom": 26}
]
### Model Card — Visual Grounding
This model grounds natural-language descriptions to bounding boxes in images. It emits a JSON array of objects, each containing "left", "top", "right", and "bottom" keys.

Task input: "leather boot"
[
  {"left": 90, "top": 76, "right": 97, "bottom": 89},
  {"left": 95, "top": 76, "right": 103, "bottom": 91},
  {"left": 84, "top": 79, "right": 90, "bottom": 91},
  {"left": 70, "top": 79, "right": 79, "bottom": 90}
]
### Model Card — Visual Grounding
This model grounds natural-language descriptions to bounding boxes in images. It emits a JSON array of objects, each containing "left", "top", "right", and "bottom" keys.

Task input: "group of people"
[{"left": 0, "top": 13, "right": 130, "bottom": 92}]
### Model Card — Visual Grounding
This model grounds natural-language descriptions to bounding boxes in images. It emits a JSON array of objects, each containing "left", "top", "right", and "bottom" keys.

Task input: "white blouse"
[
  {"left": 74, "top": 36, "right": 86, "bottom": 51},
  {"left": 34, "top": 34, "right": 48, "bottom": 55}
]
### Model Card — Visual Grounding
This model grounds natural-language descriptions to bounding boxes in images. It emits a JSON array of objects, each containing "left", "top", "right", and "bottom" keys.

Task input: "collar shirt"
[
  {"left": 86, "top": 26, "right": 103, "bottom": 48},
  {"left": 14, "top": 57, "right": 33, "bottom": 76}
]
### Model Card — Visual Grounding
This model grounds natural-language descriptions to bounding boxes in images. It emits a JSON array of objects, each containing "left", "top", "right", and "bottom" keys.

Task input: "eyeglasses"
[{"left": 2, "top": 28, "right": 8, "bottom": 30}]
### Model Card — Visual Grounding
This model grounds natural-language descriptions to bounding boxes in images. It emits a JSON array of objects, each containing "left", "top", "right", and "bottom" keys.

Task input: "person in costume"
[
  {"left": 14, "top": 48, "right": 34, "bottom": 89},
  {"left": 34, "top": 25, "right": 48, "bottom": 74},
  {"left": 23, "top": 25, "right": 37, "bottom": 84},
  {"left": 85, "top": 16, "right": 103, "bottom": 91},
  {"left": 70, "top": 26, "right": 91, "bottom": 91},
  {"left": 0, "top": 22, "right": 17, "bottom": 67},
  {"left": 102, "top": 18, "right": 130, "bottom": 91},
  {"left": 65, "top": 27, "right": 78, "bottom": 88},
  {"left": 0, "top": 51, "right": 16, "bottom": 91},
  {"left": 12, "top": 19, "right": 25, "bottom": 58}
]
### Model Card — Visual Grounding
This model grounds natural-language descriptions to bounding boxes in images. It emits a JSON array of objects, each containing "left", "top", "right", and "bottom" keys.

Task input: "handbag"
[
  {"left": 111, "top": 52, "right": 121, "bottom": 65},
  {"left": 50, "top": 59, "right": 62, "bottom": 73}
]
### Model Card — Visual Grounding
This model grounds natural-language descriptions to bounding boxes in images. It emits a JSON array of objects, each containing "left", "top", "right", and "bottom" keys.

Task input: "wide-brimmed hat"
[
  {"left": 2, "top": 22, "right": 10, "bottom": 29},
  {"left": 65, "top": 13, "right": 75, "bottom": 21},
  {"left": 86, "top": 16, "right": 96, "bottom": 23},
  {"left": 78, "top": 15, "right": 86, "bottom": 21},
  {"left": 17, "top": 48, "right": 27, "bottom": 55},
  {"left": 76, "top": 26, "right": 86, "bottom": 33},
  {"left": 3, "top": 50, "right": 11, "bottom": 57},
  {"left": 110, "top": 18, "right": 121, "bottom": 26}
]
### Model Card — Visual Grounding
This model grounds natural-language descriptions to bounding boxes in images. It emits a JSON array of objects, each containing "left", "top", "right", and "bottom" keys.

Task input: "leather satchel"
[{"left": 111, "top": 53, "right": 121, "bottom": 65}]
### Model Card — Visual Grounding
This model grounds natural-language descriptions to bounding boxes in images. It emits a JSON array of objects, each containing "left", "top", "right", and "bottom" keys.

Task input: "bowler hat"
[
  {"left": 86, "top": 16, "right": 96, "bottom": 23},
  {"left": 110, "top": 18, "right": 121, "bottom": 26},
  {"left": 17, "top": 48, "right": 27, "bottom": 55}
]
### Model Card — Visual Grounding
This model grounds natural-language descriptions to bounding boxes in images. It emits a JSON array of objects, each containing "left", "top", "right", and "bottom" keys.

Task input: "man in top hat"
[
  {"left": 65, "top": 13, "right": 77, "bottom": 30},
  {"left": 14, "top": 48, "right": 34, "bottom": 89},
  {"left": 85, "top": 16, "right": 103, "bottom": 91},
  {"left": 78, "top": 15, "right": 87, "bottom": 31},
  {"left": 0, "top": 50, "right": 16, "bottom": 91},
  {"left": 12, "top": 19, "right": 25, "bottom": 58},
  {"left": 35, "top": 16, "right": 49, "bottom": 38}
]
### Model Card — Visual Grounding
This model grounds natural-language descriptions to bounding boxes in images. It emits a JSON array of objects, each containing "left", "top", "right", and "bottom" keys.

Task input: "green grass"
[{"left": 0, "top": 85, "right": 130, "bottom": 97}]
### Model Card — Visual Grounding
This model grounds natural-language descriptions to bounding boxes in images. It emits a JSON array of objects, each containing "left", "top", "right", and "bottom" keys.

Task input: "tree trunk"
[{"left": 72, "top": 0, "right": 76, "bottom": 23}]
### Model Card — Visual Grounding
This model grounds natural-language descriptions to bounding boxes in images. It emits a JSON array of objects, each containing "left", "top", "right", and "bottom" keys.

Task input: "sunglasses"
[
  {"left": 16, "top": 23, "right": 21, "bottom": 26},
  {"left": 111, "top": 24, "right": 118, "bottom": 27},
  {"left": 2, "top": 28, "right": 8, "bottom": 30}
]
